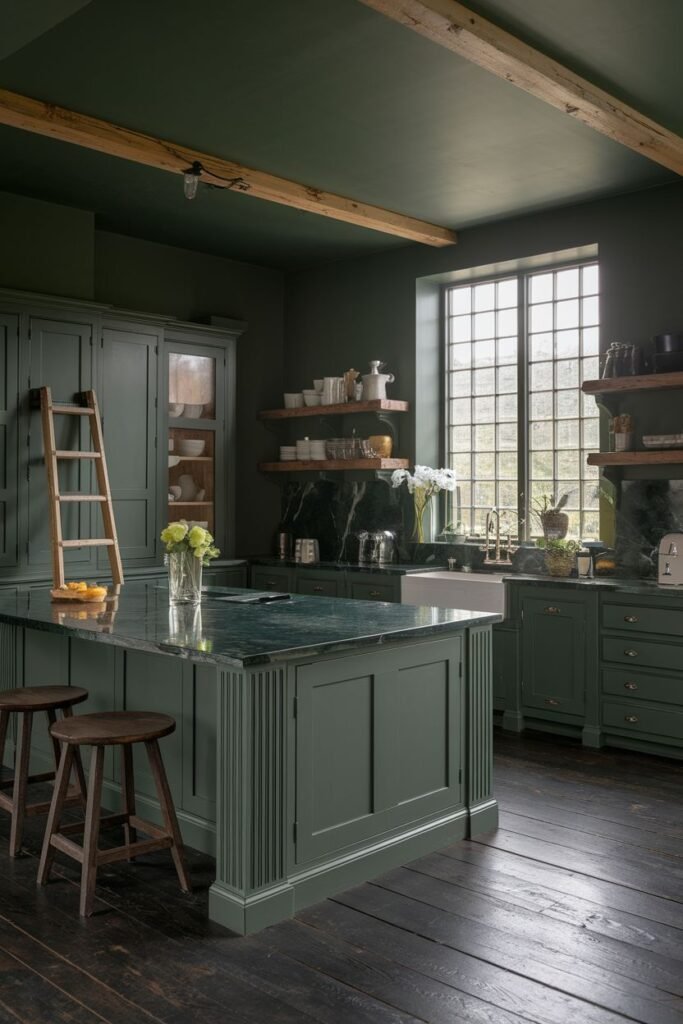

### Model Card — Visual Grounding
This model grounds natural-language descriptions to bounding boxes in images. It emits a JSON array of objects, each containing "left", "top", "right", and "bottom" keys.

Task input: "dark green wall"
[
  {"left": 0, "top": 191, "right": 284, "bottom": 557},
  {"left": 285, "top": 181, "right": 683, "bottom": 468}
]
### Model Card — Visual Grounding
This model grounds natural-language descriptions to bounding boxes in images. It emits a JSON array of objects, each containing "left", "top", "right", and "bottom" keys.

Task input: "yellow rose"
[
  {"left": 188, "top": 525, "right": 208, "bottom": 548},
  {"left": 161, "top": 522, "right": 188, "bottom": 545}
]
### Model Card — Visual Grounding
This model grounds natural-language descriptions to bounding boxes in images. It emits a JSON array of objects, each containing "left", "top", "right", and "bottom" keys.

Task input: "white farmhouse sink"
[{"left": 401, "top": 571, "right": 507, "bottom": 615}]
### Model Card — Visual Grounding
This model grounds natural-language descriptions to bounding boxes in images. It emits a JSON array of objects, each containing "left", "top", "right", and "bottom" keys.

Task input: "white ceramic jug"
[{"left": 362, "top": 361, "right": 394, "bottom": 400}]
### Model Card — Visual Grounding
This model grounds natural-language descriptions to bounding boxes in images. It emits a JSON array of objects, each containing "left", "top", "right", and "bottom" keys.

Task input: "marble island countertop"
[
  {"left": 0, "top": 582, "right": 500, "bottom": 668},
  {"left": 249, "top": 557, "right": 448, "bottom": 576}
]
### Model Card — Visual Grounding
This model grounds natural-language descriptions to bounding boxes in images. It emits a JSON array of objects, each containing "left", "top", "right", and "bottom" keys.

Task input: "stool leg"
[
  {"left": 145, "top": 739, "right": 191, "bottom": 893},
  {"left": 121, "top": 745, "right": 137, "bottom": 858},
  {"left": 61, "top": 707, "right": 87, "bottom": 806},
  {"left": 9, "top": 712, "right": 33, "bottom": 857},
  {"left": 37, "top": 743, "right": 74, "bottom": 885},
  {"left": 0, "top": 709, "right": 9, "bottom": 773},
  {"left": 80, "top": 745, "right": 105, "bottom": 917}
]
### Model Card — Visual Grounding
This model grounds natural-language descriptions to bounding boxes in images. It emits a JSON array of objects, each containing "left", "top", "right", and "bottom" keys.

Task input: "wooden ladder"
[{"left": 36, "top": 387, "right": 124, "bottom": 588}]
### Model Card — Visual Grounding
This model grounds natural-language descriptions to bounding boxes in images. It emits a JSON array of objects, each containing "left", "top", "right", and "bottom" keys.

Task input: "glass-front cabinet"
[{"left": 165, "top": 338, "right": 227, "bottom": 546}]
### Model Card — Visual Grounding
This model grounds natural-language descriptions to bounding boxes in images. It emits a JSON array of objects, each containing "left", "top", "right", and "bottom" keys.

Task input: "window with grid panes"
[{"left": 445, "top": 262, "right": 600, "bottom": 540}]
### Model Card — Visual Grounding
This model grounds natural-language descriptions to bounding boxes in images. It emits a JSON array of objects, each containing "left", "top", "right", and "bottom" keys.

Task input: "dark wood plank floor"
[{"left": 0, "top": 731, "right": 681, "bottom": 1024}]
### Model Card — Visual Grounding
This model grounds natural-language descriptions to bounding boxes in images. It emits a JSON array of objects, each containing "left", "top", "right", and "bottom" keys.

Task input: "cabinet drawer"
[
  {"left": 602, "top": 667, "right": 682, "bottom": 707},
  {"left": 602, "top": 636, "right": 683, "bottom": 673},
  {"left": 602, "top": 602, "right": 683, "bottom": 637},
  {"left": 349, "top": 580, "right": 398, "bottom": 603},
  {"left": 250, "top": 567, "right": 294, "bottom": 592},
  {"left": 602, "top": 700, "right": 683, "bottom": 743},
  {"left": 296, "top": 576, "right": 342, "bottom": 598}
]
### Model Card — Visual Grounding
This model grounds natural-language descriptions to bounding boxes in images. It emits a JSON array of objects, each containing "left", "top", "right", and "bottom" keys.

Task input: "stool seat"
[
  {"left": 51, "top": 711, "right": 175, "bottom": 746},
  {"left": 0, "top": 686, "right": 88, "bottom": 713}
]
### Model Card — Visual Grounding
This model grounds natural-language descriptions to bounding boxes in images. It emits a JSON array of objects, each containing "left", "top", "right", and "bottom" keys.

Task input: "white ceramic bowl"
[
  {"left": 284, "top": 393, "right": 304, "bottom": 409},
  {"left": 313, "top": 379, "right": 324, "bottom": 393},
  {"left": 168, "top": 455, "right": 181, "bottom": 468},
  {"left": 169, "top": 485, "right": 182, "bottom": 500},
  {"left": 177, "top": 439, "right": 206, "bottom": 457},
  {"left": 169, "top": 403, "right": 184, "bottom": 418},
  {"left": 303, "top": 393, "right": 322, "bottom": 407}
]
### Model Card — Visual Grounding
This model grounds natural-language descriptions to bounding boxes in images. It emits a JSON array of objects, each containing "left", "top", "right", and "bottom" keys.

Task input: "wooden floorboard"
[{"left": 0, "top": 732, "right": 681, "bottom": 1024}]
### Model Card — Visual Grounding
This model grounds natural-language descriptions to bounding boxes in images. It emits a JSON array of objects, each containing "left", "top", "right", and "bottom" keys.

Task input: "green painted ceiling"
[{"left": 0, "top": 0, "right": 680, "bottom": 269}]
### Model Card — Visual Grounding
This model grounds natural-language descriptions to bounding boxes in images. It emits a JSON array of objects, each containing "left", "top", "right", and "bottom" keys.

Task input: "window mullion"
[{"left": 517, "top": 274, "right": 528, "bottom": 540}]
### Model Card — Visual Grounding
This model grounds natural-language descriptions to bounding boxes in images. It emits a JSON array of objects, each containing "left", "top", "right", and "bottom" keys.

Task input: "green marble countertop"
[
  {"left": 0, "top": 582, "right": 500, "bottom": 668},
  {"left": 505, "top": 573, "right": 683, "bottom": 598},
  {"left": 250, "top": 557, "right": 447, "bottom": 576}
]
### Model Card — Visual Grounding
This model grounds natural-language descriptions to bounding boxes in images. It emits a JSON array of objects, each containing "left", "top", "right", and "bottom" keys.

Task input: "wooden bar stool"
[
  {"left": 0, "top": 686, "right": 88, "bottom": 858},
  {"left": 38, "top": 710, "right": 191, "bottom": 916}
]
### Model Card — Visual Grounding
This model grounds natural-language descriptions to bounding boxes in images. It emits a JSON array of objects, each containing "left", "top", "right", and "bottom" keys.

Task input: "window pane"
[
  {"left": 473, "top": 395, "right": 495, "bottom": 422},
  {"left": 497, "top": 278, "right": 517, "bottom": 307},
  {"left": 556, "top": 299, "right": 579, "bottom": 329},
  {"left": 473, "top": 367, "right": 495, "bottom": 395},
  {"left": 474, "top": 482, "right": 495, "bottom": 506},
  {"left": 451, "top": 315, "right": 471, "bottom": 342},
  {"left": 449, "top": 286, "right": 471, "bottom": 315},
  {"left": 497, "top": 393, "right": 517, "bottom": 422},
  {"left": 582, "top": 327, "right": 599, "bottom": 355},
  {"left": 499, "top": 481, "right": 518, "bottom": 507},
  {"left": 581, "top": 356, "right": 599, "bottom": 382},
  {"left": 582, "top": 295, "right": 599, "bottom": 325},
  {"left": 474, "top": 423, "right": 495, "bottom": 449},
  {"left": 449, "top": 426, "right": 472, "bottom": 452},
  {"left": 474, "top": 453, "right": 495, "bottom": 478},
  {"left": 531, "top": 451, "right": 553, "bottom": 479},
  {"left": 497, "top": 452, "right": 517, "bottom": 478},
  {"left": 582, "top": 419, "right": 599, "bottom": 449},
  {"left": 530, "top": 333, "right": 553, "bottom": 361},
  {"left": 497, "top": 424, "right": 517, "bottom": 451},
  {"left": 531, "top": 391, "right": 553, "bottom": 419},
  {"left": 450, "top": 371, "right": 472, "bottom": 397},
  {"left": 556, "top": 390, "right": 579, "bottom": 418},
  {"left": 474, "top": 311, "right": 495, "bottom": 339},
  {"left": 473, "top": 340, "right": 495, "bottom": 367},
  {"left": 530, "top": 303, "right": 553, "bottom": 332},
  {"left": 530, "top": 420, "right": 552, "bottom": 449},
  {"left": 497, "top": 364, "right": 517, "bottom": 393},
  {"left": 582, "top": 264, "right": 599, "bottom": 294},
  {"left": 497, "top": 308, "right": 517, "bottom": 335},
  {"left": 556, "top": 359, "right": 579, "bottom": 389},
  {"left": 449, "top": 343, "right": 471, "bottom": 369},
  {"left": 555, "top": 329, "right": 579, "bottom": 359},
  {"left": 498, "top": 337, "right": 517, "bottom": 364},
  {"left": 557, "top": 450, "right": 580, "bottom": 478},
  {"left": 531, "top": 362, "right": 552, "bottom": 391},
  {"left": 556, "top": 268, "right": 579, "bottom": 299},
  {"left": 556, "top": 419, "right": 579, "bottom": 449},
  {"left": 474, "top": 282, "right": 495, "bottom": 311},
  {"left": 450, "top": 398, "right": 471, "bottom": 424},
  {"left": 530, "top": 273, "right": 553, "bottom": 303}
]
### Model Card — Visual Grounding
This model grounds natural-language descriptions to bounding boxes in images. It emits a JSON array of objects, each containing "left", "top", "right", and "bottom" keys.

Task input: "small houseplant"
[
  {"left": 161, "top": 520, "right": 219, "bottom": 604},
  {"left": 540, "top": 538, "right": 580, "bottom": 577},
  {"left": 531, "top": 492, "right": 571, "bottom": 540},
  {"left": 391, "top": 466, "right": 457, "bottom": 544}
]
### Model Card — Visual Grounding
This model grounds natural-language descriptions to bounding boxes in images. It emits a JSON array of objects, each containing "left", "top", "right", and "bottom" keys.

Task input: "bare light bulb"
[{"left": 183, "top": 161, "right": 202, "bottom": 200}]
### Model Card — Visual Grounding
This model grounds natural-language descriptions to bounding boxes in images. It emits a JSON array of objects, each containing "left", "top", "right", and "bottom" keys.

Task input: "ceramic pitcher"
[{"left": 362, "top": 360, "right": 394, "bottom": 400}]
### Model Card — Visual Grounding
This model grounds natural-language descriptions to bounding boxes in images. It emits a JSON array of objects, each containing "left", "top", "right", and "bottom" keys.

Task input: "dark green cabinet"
[
  {"left": 295, "top": 571, "right": 344, "bottom": 598},
  {"left": 26, "top": 315, "right": 96, "bottom": 574},
  {"left": 99, "top": 321, "right": 160, "bottom": 565},
  {"left": 0, "top": 314, "right": 18, "bottom": 567},
  {"left": 251, "top": 566, "right": 295, "bottom": 592},
  {"left": 249, "top": 565, "right": 402, "bottom": 602},
  {"left": 348, "top": 579, "right": 399, "bottom": 603},
  {"left": 492, "top": 624, "right": 516, "bottom": 711},
  {"left": 520, "top": 595, "right": 586, "bottom": 717},
  {"left": 294, "top": 637, "right": 463, "bottom": 865}
]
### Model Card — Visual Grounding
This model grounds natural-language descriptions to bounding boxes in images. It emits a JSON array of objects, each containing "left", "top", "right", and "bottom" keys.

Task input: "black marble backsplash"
[{"left": 614, "top": 479, "right": 683, "bottom": 577}]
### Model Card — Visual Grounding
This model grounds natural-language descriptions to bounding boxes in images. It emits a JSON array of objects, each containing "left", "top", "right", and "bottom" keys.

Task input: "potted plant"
[
  {"left": 540, "top": 538, "right": 580, "bottom": 577},
  {"left": 531, "top": 492, "right": 571, "bottom": 540},
  {"left": 439, "top": 520, "right": 467, "bottom": 543}
]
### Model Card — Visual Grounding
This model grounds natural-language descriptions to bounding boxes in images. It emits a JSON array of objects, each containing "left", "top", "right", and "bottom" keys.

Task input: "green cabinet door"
[
  {"left": 99, "top": 322, "right": 159, "bottom": 566},
  {"left": 492, "top": 624, "right": 516, "bottom": 711},
  {"left": 295, "top": 571, "right": 344, "bottom": 598},
  {"left": 294, "top": 637, "right": 463, "bottom": 865},
  {"left": 0, "top": 314, "right": 18, "bottom": 567},
  {"left": 251, "top": 566, "right": 295, "bottom": 592},
  {"left": 520, "top": 596, "right": 586, "bottom": 717},
  {"left": 26, "top": 315, "right": 96, "bottom": 574},
  {"left": 348, "top": 578, "right": 401, "bottom": 603}
]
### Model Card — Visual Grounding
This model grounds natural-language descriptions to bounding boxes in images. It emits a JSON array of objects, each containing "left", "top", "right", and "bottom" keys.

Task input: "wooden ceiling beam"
[
  {"left": 0, "top": 87, "right": 457, "bottom": 248},
  {"left": 359, "top": 0, "right": 683, "bottom": 176}
]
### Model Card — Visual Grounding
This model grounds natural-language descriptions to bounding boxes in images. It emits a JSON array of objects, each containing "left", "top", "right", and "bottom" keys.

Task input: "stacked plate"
[
  {"left": 296, "top": 439, "right": 311, "bottom": 460},
  {"left": 309, "top": 440, "right": 326, "bottom": 460},
  {"left": 280, "top": 445, "right": 298, "bottom": 461}
]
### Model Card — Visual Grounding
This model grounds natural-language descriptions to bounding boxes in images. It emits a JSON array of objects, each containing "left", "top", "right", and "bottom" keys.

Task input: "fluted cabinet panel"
[{"left": 466, "top": 626, "right": 497, "bottom": 833}]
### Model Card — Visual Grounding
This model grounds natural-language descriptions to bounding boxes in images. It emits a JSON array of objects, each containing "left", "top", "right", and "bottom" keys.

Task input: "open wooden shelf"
[
  {"left": 258, "top": 399, "right": 409, "bottom": 420},
  {"left": 168, "top": 501, "right": 214, "bottom": 506},
  {"left": 582, "top": 372, "right": 683, "bottom": 396},
  {"left": 259, "top": 458, "right": 409, "bottom": 472},
  {"left": 587, "top": 451, "right": 683, "bottom": 467}
]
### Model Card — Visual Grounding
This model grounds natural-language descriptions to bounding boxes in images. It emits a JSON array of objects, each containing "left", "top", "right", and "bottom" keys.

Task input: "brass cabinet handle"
[
  {"left": 266, "top": 580, "right": 277, "bottom": 587},
  {"left": 624, "top": 649, "right": 639, "bottom": 658},
  {"left": 369, "top": 590, "right": 381, "bottom": 597},
  {"left": 624, "top": 714, "right": 639, "bottom": 723},
  {"left": 313, "top": 585, "right": 324, "bottom": 593},
  {"left": 624, "top": 681, "right": 638, "bottom": 691},
  {"left": 623, "top": 615, "right": 638, "bottom": 623},
  {"left": 544, "top": 606, "right": 561, "bottom": 615},
  {"left": 544, "top": 698, "right": 561, "bottom": 706}
]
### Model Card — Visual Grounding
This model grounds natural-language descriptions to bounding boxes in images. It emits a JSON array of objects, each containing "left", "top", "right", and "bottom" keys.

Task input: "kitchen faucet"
[{"left": 483, "top": 507, "right": 515, "bottom": 567}]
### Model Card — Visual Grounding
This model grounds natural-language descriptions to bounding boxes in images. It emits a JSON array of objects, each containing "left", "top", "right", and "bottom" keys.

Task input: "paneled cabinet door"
[
  {"left": 0, "top": 314, "right": 19, "bottom": 567},
  {"left": 99, "top": 323, "right": 159, "bottom": 565},
  {"left": 520, "top": 596, "right": 586, "bottom": 716},
  {"left": 26, "top": 316, "right": 95, "bottom": 573}
]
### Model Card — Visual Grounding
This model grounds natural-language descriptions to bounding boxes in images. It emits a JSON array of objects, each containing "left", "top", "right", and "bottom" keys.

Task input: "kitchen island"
[{"left": 0, "top": 582, "right": 500, "bottom": 934}]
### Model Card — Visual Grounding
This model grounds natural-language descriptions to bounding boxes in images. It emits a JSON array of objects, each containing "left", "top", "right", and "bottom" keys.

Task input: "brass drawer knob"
[
  {"left": 624, "top": 681, "right": 638, "bottom": 691},
  {"left": 266, "top": 580, "right": 277, "bottom": 587},
  {"left": 623, "top": 615, "right": 638, "bottom": 623},
  {"left": 624, "top": 649, "right": 639, "bottom": 658},
  {"left": 624, "top": 714, "right": 639, "bottom": 723},
  {"left": 544, "top": 606, "right": 561, "bottom": 615},
  {"left": 544, "top": 698, "right": 561, "bottom": 706}
]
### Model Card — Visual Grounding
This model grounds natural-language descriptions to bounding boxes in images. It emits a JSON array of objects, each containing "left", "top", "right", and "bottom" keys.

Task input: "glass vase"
[
  {"left": 167, "top": 548, "right": 203, "bottom": 604},
  {"left": 412, "top": 488, "right": 436, "bottom": 545}
]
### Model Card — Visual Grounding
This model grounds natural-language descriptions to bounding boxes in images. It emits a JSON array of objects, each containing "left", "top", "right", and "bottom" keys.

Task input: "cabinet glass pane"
[
  {"left": 168, "top": 429, "right": 215, "bottom": 535},
  {"left": 168, "top": 354, "right": 216, "bottom": 419}
]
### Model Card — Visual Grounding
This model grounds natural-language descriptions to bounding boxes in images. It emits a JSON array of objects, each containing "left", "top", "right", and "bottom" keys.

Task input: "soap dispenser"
[{"left": 658, "top": 532, "right": 683, "bottom": 586}]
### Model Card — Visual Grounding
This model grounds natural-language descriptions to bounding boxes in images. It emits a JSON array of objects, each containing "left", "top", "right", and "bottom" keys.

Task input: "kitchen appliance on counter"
[
  {"left": 295, "top": 538, "right": 320, "bottom": 564},
  {"left": 275, "top": 530, "right": 293, "bottom": 560},
  {"left": 357, "top": 530, "right": 397, "bottom": 566},
  {"left": 654, "top": 333, "right": 683, "bottom": 374},
  {"left": 658, "top": 532, "right": 683, "bottom": 585}
]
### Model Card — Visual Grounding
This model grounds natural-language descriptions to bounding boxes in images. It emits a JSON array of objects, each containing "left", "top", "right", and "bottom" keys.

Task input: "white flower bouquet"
[{"left": 391, "top": 466, "right": 457, "bottom": 544}]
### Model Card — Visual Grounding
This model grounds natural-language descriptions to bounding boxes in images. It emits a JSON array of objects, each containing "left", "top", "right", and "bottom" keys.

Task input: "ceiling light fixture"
[{"left": 183, "top": 161, "right": 203, "bottom": 200}]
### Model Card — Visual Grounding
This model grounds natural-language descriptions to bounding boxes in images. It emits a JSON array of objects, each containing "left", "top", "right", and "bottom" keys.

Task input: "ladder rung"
[
  {"left": 60, "top": 539, "right": 115, "bottom": 548},
  {"left": 50, "top": 405, "right": 95, "bottom": 416},
  {"left": 55, "top": 450, "right": 101, "bottom": 459},
  {"left": 58, "top": 494, "right": 107, "bottom": 503}
]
